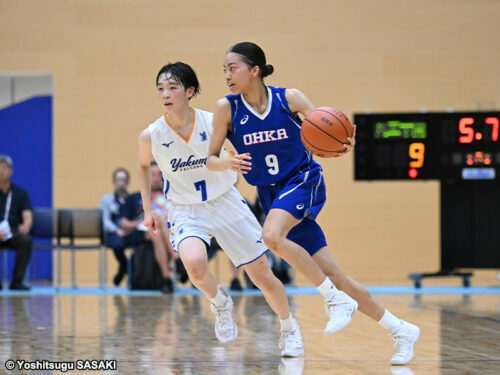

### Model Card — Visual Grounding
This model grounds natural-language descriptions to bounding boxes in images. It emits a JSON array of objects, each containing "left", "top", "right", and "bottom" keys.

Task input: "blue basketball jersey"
[{"left": 226, "top": 86, "right": 314, "bottom": 186}]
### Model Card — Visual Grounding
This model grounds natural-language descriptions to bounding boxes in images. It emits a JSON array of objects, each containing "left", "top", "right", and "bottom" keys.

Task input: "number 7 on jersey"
[{"left": 194, "top": 180, "right": 207, "bottom": 201}]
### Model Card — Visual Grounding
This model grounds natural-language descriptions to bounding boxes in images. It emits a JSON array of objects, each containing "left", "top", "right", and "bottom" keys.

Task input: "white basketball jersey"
[{"left": 149, "top": 108, "right": 237, "bottom": 204}]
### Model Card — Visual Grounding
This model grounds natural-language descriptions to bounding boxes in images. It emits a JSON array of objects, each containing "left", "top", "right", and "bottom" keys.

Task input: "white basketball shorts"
[{"left": 168, "top": 186, "right": 267, "bottom": 267}]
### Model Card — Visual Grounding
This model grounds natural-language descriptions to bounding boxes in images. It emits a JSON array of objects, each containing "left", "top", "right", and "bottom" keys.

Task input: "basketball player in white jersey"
[{"left": 137, "top": 62, "right": 303, "bottom": 357}]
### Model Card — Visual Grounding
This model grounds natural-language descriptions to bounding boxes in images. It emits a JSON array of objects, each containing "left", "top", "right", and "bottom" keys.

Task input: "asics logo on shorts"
[
  {"left": 296, "top": 203, "right": 304, "bottom": 210},
  {"left": 240, "top": 115, "right": 249, "bottom": 125}
]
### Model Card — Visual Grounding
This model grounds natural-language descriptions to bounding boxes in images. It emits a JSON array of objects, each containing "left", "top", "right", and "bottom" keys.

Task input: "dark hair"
[
  {"left": 112, "top": 167, "right": 129, "bottom": 182},
  {"left": 156, "top": 62, "right": 200, "bottom": 99},
  {"left": 227, "top": 42, "right": 274, "bottom": 78}
]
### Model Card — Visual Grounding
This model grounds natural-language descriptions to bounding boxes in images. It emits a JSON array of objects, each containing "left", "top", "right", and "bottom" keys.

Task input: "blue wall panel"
[{"left": 0, "top": 96, "right": 53, "bottom": 280}]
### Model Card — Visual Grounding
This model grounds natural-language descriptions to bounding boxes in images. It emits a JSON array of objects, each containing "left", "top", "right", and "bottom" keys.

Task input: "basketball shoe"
[
  {"left": 391, "top": 366, "right": 414, "bottom": 375},
  {"left": 279, "top": 318, "right": 304, "bottom": 357},
  {"left": 389, "top": 320, "right": 420, "bottom": 365},
  {"left": 210, "top": 290, "right": 238, "bottom": 343},
  {"left": 279, "top": 357, "right": 305, "bottom": 375},
  {"left": 323, "top": 290, "right": 358, "bottom": 335}
]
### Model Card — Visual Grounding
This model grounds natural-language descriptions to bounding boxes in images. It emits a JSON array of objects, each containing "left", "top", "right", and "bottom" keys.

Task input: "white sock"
[
  {"left": 378, "top": 309, "right": 402, "bottom": 331},
  {"left": 317, "top": 277, "right": 339, "bottom": 297},
  {"left": 280, "top": 313, "right": 294, "bottom": 331},
  {"left": 209, "top": 288, "right": 228, "bottom": 307}
]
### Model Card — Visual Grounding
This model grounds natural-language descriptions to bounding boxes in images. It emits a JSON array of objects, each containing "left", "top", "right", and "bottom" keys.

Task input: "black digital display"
[{"left": 354, "top": 112, "right": 500, "bottom": 180}]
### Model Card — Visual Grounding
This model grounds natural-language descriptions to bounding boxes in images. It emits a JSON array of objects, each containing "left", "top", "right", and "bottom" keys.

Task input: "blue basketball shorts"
[{"left": 257, "top": 162, "right": 328, "bottom": 256}]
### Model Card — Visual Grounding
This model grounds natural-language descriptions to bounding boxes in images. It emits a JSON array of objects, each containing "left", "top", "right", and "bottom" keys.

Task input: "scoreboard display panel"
[
  {"left": 354, "top": 112, "right": 500, "bottom": 181},
  {"left": 354, "top": 111, "right": 500, "bottom": 279}
]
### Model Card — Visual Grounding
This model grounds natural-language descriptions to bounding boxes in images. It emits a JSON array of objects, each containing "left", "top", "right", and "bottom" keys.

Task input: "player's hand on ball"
[
  {"left": 229, "top": 150, "right": 252, "bottom": 174},
  {"left": 335, "top": 124, "right": 357, "bottom": 157}
]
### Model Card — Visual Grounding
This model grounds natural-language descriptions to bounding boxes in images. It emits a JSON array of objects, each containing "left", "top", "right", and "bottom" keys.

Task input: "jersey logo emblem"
[
  {"left": 162, "top": 141, "right": 174, "bottom": 148},
  {"left": 256, "top": 236, "right": 263, "bottom": 244},
  {"left": 240, "top": 115, "right": 249, "bottom": 125},
  {"left": 296, "top": 203, "right": 304, "bottom": 210},
  {"left": 171, "top": 155, "right": 207, "bottom": 172},
  {"left": 199, "top": 131, "right": 208, "bottom": 142}
]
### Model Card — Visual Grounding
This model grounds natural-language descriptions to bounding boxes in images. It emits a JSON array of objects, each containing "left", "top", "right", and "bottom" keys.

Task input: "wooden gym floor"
[{"left": 0, "top": 291, "right": 499, "bottom": 374}]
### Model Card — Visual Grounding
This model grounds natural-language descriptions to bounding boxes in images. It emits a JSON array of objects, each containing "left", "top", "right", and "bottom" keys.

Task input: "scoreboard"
[
  {"left": 353, "top": 111, "right": 500, "bottom": 285},
  {"left": 354, "top": 112, "right": 500, "bottom": 181}
]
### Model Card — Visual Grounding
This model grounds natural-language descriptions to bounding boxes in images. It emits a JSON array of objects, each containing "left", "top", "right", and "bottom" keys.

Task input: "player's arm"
[
  {"left": 285, "top": 88, "right": 315, "bottom": 117},
  {"left": 286, "top": 88, "right": 356, "bottom": 156},
  {"left": 207, "top": 98, "right": 252, "bottom": 174},
  {"left": 138, "top": 128, "right": 160, "bottom": 236}
]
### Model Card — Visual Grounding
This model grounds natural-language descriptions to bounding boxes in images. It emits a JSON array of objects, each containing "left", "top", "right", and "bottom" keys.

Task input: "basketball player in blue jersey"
[
  {"left": 207, "top": 42, "right": 420, "bottom": 365},
  {"left": 138, "top": 62, "right": 303, "bottom": 357}
]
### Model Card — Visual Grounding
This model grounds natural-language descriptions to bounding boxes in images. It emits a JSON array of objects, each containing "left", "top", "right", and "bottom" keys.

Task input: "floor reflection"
[{"left": 0, "top": 293, "right": 498, "bottom": 374}]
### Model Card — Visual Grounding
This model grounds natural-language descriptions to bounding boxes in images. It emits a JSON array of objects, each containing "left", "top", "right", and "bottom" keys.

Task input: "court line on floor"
[
  {"left": 0, "top": 285, "right": 499, "bottom": 295},
  {"left": 118, "top": 359, "right": 500, "bottom": 364},
  {"left": 413, "top": 303, "right": 500, "bottom": 324}
]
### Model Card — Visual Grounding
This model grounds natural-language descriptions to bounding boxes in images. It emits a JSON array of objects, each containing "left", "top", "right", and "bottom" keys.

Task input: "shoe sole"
[
  {"left": 390, "top": 326, "right": 420, "bottom": 365},
  {"left": 323, "top": 300, "right": 358, "bottom": 336},
  {"left": 281, "top": 349, "right": 304, "bottom": 358}
]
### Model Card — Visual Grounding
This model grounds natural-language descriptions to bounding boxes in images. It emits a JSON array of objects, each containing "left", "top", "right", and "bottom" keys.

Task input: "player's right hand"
[
  {"left": 144, "top": 210, "right": 160, "bottom": 238},
  {"left": 229, "top": 150, "right": 252, "bottom": 174}
]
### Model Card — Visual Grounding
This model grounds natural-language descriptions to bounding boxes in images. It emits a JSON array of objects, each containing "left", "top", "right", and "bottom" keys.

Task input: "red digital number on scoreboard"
[{"left": 459, "top": 117, "right": 499, "bottom": 143}]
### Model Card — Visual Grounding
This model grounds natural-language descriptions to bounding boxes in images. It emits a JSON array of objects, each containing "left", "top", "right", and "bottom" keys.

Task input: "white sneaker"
[
  {"left": 279, "top": 318, "right": 304, "bottom": 357},
  {"left": 279, "top": 357, "right": 305, "bottom": 375},
  {"left": 390, "top": 320, "right": 420, "bottom": 365},
  {"left": 210, "top": 291, "right": 238, "bottom": 343},
  {"left": 323, "top": 290, "right": 358, "bottom": 335},
  {"left": 391, "top": 366, "right": 414, "bottom": 375}
]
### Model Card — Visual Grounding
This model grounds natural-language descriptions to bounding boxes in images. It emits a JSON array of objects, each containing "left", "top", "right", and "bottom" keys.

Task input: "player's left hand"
[{"left": 335, "top": 124, "right": 356, "bottom": 157}]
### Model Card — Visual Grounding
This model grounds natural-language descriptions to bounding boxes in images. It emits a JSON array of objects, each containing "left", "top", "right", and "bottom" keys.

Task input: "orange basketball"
[{"left": 301, "top": 106, "right": 353, "bottom": 157}]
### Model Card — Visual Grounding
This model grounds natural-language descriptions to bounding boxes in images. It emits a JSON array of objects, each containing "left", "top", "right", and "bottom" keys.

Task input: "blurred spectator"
[
  {"left": 0, "top": 155, "right": 33, "bottom": 290},
  {"left": 120, "top": 163, "right": 175, "bottom": 293},
  {"left": 100, "top": 168, "right": 130, "bottom": 286}
]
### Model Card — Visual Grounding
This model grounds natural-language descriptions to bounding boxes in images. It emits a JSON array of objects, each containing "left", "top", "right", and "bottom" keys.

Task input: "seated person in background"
[
  {"left": 100, "top": 168, "right": 130, "bottom": 286},
  {"left": 149, "top": 162, "right": 176, "bottom": 292},
  {"left": 0, "top": 155, "right": 33, "bottom": 290},
  {"left": 120, "top": 164, "right": 174, "bottom": 293}
]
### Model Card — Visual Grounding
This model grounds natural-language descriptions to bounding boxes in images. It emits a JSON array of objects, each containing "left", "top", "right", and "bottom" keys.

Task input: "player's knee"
[
  {"left": 183, "top": 258, "right": 208, "bottom": 282},
  {"left": 262, "top": 227, "right": 282, "bottom": 251}
]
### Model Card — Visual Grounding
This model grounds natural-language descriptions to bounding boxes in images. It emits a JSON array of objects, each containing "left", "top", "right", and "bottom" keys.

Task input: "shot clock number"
[{"left": 458, "top": 117, "right": 499, "bottom": 143}]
